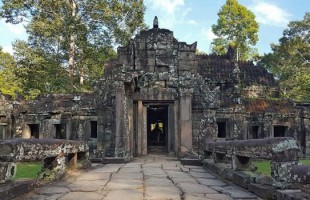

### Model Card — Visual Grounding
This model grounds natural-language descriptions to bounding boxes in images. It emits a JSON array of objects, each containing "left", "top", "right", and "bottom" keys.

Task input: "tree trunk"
[
  {"left": 80, "top": 67, "right": 84, "bottom": 85},
  {"left": 68, "top": 0, "right": 77, "bottom": 84}
]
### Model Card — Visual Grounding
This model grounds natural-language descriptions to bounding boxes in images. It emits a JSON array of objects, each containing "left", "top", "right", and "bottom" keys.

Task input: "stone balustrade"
[
  {"left": 204, "top": 137, "right": 304, "bottom": 189},
  {"left": 0, "top": 139, "right": 91, "bottom": 183},
  {"left": 290, "top": 165, "right": 310, "bottom": 194}
]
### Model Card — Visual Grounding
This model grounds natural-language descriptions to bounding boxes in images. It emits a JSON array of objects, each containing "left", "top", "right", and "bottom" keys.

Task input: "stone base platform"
[
  {"left": 102, "top": 157, "right": 128, "bottom": 164},
  {"left": 180, "top": 158, "right": 203, "bottom": 166}
]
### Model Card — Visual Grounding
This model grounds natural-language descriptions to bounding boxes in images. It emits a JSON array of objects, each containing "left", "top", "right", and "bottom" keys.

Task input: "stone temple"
[{"left": 0, "top": 17, "right": 309, "bottom": 159}]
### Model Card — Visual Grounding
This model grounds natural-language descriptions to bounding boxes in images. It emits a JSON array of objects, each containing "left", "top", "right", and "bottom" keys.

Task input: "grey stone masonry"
[
  {"left": 18, "top": 155, "right": 260, "bottom": 200},
  {"left": 204, "top": 137, "right": 300, "bottom": 188},
  {"left": 0, "top": 139, "right": 91, "bottom": 182}
]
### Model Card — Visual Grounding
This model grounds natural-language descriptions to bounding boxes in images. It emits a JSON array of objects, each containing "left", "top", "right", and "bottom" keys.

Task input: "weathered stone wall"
[
  {"left": 1, "top": 94, "right": 105, "bottom": 159},
  {"left": 0, "top": 94, "right": 13, "bottom": 140},
  {"left": 192, "top": 109, "right": 202, "bottom": 152}
]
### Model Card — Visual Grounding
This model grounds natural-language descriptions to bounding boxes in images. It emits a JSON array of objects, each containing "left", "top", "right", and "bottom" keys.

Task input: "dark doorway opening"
[
  {"left": 147, "top": 105, "right": 168, "bottom": 153},
  {"left": 217, "top": 122, "right": 226, "bottom": 138},
  {"left": 90, "top": 121, "right": 98, "bottom": 138},
  {"left": 250, "top": 126, "right": 260, "bottom": 139},
  {"left": 55, "top": 124, "right": 66, "bottom": 139},
  {"left": 28, "top": 124, "right": 39, "bottom": 138},
  {"left": 274, "top": 126, "right": 287, "bottom": 137}
]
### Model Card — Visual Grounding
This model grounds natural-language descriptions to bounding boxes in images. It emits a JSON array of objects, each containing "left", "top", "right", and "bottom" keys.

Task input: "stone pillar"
[
  {"left": 271, "top": 146, "right": 300, "bottom": 189},
  {"left": 39, "top": 122, "right": 44, "bottom": 139},
  {"left": 200, "top": 109, "right": 217, "bottom": 144},
  {"left": 179, "top": 89, "right": 193, "bottom": 156},
  {"left": 271, "top": 160, "right": 299, "bottom": 189},
  {"left": 127, "top": 98, "right": 134, "bottom": 156},
  {"left": 68, "top": 153, "right": 77, "bottom": 170},
  {"left": 115, "top": 83, "right": 125, "bottom": 157},
  {"left": 0, "top": 162, "right": 16, "bottom": 183},
  {"left": 142, "top": 105, "right": 147, "bottom": 155},
  {"left": 97, "top": 108, "right": 105, "bottom": 151},
  {"left": 305, "top": 119, "right": 310, "bottom": 156},
  {"left": 168, "top": 104, "right": 174, "bottom": 153},
  {"left": 137, "top": 100, "right": 143, "bottom": 155},
  {"left": 174, "top": 100, "right": 179, "bottom": 154},
  {"left": 22, "top": 124, "right": 31, "bottom": 139},
  {"left": 66, "top": 120, "right": 72, "bottom": 140}
]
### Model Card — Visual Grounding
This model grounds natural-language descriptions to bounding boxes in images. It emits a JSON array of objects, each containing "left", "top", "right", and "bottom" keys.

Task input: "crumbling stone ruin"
[
  {"left": 203, "top": 137, "right": 310, "bottom": 199},
  {"left": 0, "top": 17, "right": 309, "bottom": 161},
  {"left": 0, "top": 138, "right": 90, "bottom": 183}
]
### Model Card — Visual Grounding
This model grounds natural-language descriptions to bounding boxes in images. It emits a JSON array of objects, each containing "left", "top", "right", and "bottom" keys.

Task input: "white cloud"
[
  {"left": 186, "top": 19, "right": 198, "bottom": 26},
  {"left": 147, "top": 0, "right": 196, "bottom": 28},
  {"left": 180, "top": 7, "right": 198, "bottom": 26},
  {"left": 4, "top": 22, "right": 26, "bottom": 35},
  {"left": 2, "top": 45, "right": 14, "bottom": 55},
  {"left": 148, "top": 0, "right": 184, "bottom": 15},
  {"left": 250, "top": 2, "right": 291, "bottom": 27},
  {"left": 201, "top": 28, "right": 218, "bottom": 42}
]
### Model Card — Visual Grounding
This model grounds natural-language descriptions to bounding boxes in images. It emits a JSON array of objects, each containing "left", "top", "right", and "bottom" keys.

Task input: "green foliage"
[
  {"left": 260, "top": 12, "right": 310, "bottom": 102},
  {"left": 0, "top": 48, "right": 21, "bottom": 98},
  {"left": 211, "top": 0, "right": 259, "bottom": 61},
  {"left": 195, "top": 49, "right": 207, "bottom": 55},
  {"left": 13, "top": 40, "right": 71, "bottom": 97},
  {"left": 15, "top": 162, "right": 41, "bottom": 179},
  {"left": 0, "top": 0, "right": 145, "bottom": 96}
]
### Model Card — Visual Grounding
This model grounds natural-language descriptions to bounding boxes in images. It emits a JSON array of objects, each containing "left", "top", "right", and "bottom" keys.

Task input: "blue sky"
[
  {"left": 0, "top": 0, "right": 309, "bottom": 55},
  {"left": 145, "top": 0, "right": 309, "bottom": 54}
]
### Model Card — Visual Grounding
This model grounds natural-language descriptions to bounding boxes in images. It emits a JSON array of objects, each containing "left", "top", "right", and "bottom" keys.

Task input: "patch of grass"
[
  {"left": 15, "top": 162, "right": 41, "bottom": 179},
  {"left": 254, "top": 159, "right": 310, "bottom": 176},
  {"left": 254, "top": 160, "right": 271, "bottom": 176},
  {"left": 300, "top": 159, "right": 310, "bottom": 165}
]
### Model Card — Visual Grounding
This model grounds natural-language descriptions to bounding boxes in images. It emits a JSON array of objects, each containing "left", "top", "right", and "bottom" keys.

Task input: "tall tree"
[
  {"left": 0, "top": 0, "right": 145, "bottom": 92},
  {"left": 0, "top": 47, "right": 21, "bottom": 98},
  {"left": 260, "top": 12, "right": 310, "bottom": 102},
  {"left": 12, "top": 40, "right": 70, "bottom": 97},
  {"left": 211, "top": 0, "right": 259, "bottom": 61}
]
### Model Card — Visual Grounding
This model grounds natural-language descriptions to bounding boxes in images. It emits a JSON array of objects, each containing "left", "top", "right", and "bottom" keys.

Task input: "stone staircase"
[{"left": 147, "top": 145, "right": 167, "bottom": 154}]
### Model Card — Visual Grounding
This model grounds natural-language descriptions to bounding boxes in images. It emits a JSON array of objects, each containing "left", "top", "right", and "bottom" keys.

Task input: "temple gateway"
[{"left": 0, "top": 17, "right": 309, "bottom": 159}]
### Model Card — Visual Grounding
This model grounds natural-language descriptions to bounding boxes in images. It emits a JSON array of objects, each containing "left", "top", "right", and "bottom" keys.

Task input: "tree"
[
  {"left": 0, "top": 47, "right": 21, "bottom": 98},
  {"left": 12, "top": 40, "right": 70, "bottom": 97},
  {"left": 260, "top": 12, "right": 310, "bottom": 102},
  {"left": 0, "top": 0, "right": 145, "bottom": 92},
  {"left": 211, "top": 0, "right": 259, "bottom": 61}
]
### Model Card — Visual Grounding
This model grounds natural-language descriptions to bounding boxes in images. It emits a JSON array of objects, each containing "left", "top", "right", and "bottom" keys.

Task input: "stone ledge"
[
  {"left": 203, "top": 159, "right": 273, "bottom": 199},
  {"left": 180, "top": 158, "right": 202, "bottom": 166},
  {"left": 0, "top": 180, "right": 45, "bottom": 200},
  {"left": 102, "top": 157, "right": 128, "bottom": 164},
  {"left": 203, "top": 159, "right": 310, "bottom": 200},
  {"left": 276, "top": 189, "right": 310, "bottom": 200},
  {"left": 90, "top": 158, "right": 102, "bottom": 163},
  {"left": 248, "top": 183, "right": 275, "bottom": 199}
]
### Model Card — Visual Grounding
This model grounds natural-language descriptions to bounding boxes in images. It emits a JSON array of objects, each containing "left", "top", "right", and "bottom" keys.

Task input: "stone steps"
[{"left": 147, "top": 145, "right": 167, "bottom": 154}]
